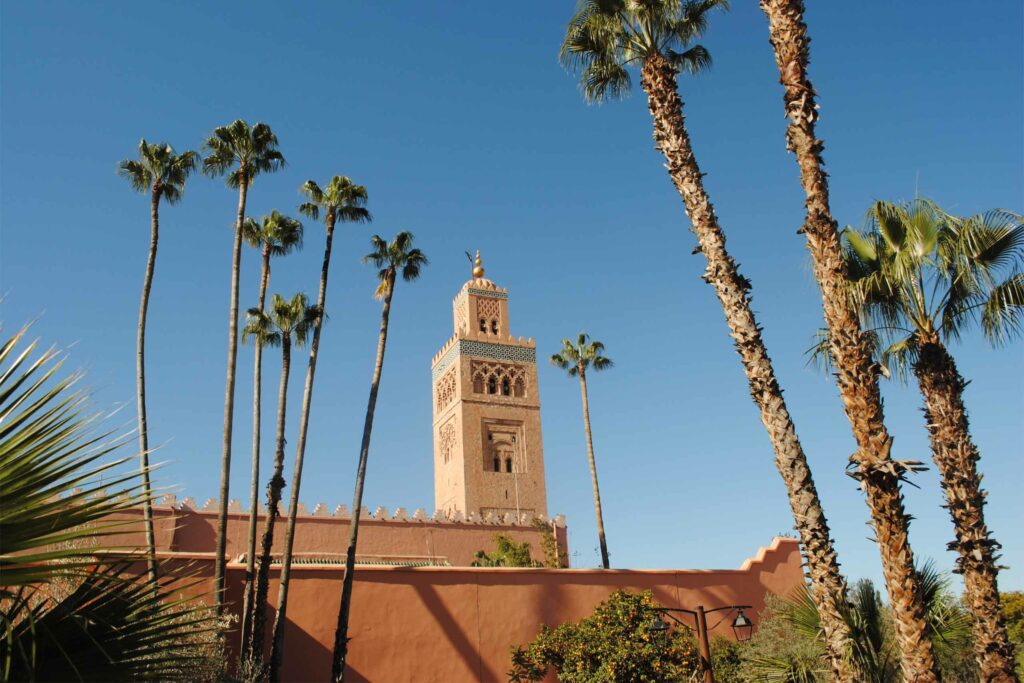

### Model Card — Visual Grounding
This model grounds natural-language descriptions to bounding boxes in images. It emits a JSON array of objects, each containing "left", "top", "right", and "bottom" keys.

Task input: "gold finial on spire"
[{"left": 472, "top": 250, "right": 485, "bottom": 279}]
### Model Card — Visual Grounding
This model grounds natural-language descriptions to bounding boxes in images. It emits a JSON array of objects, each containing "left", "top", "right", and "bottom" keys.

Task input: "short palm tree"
[
  {"left": 842, "top": 198, "right": 1022, "bottom": 680},
  {"left": 0, "top": 325, "right": 220, "bottom": 680},
  {"left": 758, "top": 4, "right": 937, "bottom": 677},
  {"left": 202, "top": 119, "right": 285, "bottom": 613},
  {"left": 237, "top": 210, "right": 303, "bottom": 661},
  {"left": 268, "top": 176, "right": 371, "bottom": 682},
  {"left": 241, "top": 293, "right": 317, "bottom": 667},
  {"left": 550, "top": 333, "right": 613, "bottom": 569},
  {"left": 331, "top": 232, "right": 427, "bottom": 682},
  {"left": 560, "top": 2, "right": 859, "bottom": 677},
  {"left": 117, "top": 139, "right": 198, "bottom": 588}
]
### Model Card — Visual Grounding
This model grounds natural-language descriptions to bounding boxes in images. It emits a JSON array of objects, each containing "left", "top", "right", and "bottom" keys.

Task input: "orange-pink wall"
[{"left": 154, "top": 535, "right": 803, "bottom": 682}]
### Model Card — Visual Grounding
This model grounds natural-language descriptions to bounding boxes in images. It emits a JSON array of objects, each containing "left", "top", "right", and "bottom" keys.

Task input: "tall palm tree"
[
  {"left": 559, "top": 2, "right": 858, "bottom": 678},
  {"left": 241, "top": 293, "right": 317, "bottom": 667},
  {"left": 841, "top": 199, "right": 1022, "bottom": 681},
  {"left": 758, "top": 4, "right": 938, "bottom": 677},
  {"left": 202, "top": 120, "right": 285, "bottom": 613},
  {"left": 117, "top": 139, "right": 198, "bottom": 588},
  {"left": 331, "top": 232, "right": 427, "bottom": 682},
  {"left": 268, "top": 176, "right": 371, "bottom": 682},
  {"left": 238, "top": 211, "right": 303, "bottom": 661},
  {"left": 550, "top": 334, "right": 613, "bottom": 569}
]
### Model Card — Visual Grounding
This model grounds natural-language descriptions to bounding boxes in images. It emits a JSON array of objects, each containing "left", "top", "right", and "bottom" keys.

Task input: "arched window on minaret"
[
  {"left": 493, "top": 457, "right": 500, "bottom": 472},
  {"left": 487, "top": 376, "right": 497, "bottom": 394},
  {"left": 479, "top": 318, "right": 487, "bottom": 332},
  {"left": 491, "top": 319, "right": 499, "bottom": 334},
  {"left": 505, "top": 457, "right": 513, "bottom": 473},
  {"left": 501, "top": 378, "right": 510, "bottom": 396},
  {"left": 514, "top": 376, "right": 525, "bottom": 397}
]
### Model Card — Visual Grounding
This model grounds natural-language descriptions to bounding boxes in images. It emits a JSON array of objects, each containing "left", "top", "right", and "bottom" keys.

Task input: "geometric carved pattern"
[
  {"left": 435, "top": 366, "right": 457, "bottom": 412},
  {"left": 467, "top": 287, "right": 508, "bottom": 300},
  {"left": 470, "top": 360, "right": 527, "bottom": 397},
  {"left": 476, "top": 297, "right": 500, "bottom": 323},
  {"left": 439, "top": 417, "right": 458, "bottom": 464},
  {"left": 432, "top": 340, "right": 536, "bottom": 380}
]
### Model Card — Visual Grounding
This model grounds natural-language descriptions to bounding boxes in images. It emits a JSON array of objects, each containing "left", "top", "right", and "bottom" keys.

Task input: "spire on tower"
[{"left": 472, "top": 250, "right": 485, "bottom": 279}]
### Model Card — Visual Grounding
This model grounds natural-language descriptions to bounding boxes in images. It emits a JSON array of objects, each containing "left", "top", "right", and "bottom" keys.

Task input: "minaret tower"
[{"left": 431, "top": 252, "right": 548, "bottom": 520}]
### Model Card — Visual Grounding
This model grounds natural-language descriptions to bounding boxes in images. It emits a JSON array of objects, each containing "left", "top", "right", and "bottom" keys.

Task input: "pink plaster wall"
[{"left": 150, "top": 535, "right": 803, "bottom": 682}]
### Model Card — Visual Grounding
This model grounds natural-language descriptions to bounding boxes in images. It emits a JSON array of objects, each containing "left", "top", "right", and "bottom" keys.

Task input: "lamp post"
[{"left": 646, "top": 604, "right": 753, "bottom": 683}]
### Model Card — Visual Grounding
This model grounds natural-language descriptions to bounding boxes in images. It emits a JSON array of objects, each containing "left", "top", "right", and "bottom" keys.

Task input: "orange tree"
[{"left": 509, "top": 590, "right": 699, "bottom": 682}]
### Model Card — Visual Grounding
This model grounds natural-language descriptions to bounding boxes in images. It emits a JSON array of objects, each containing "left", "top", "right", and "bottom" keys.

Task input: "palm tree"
[
  {"left": 559, "top": 2, "right": 858, "bottom": 677},
  {"left": 331, "top": 232, "right": 427, "bottom": 682},
  {"left": 0, "top": 325, "right": 221, "bottom": 680},
  {"left": 117, "top": 139, "right": 198, "bottom": 589},
  {"left": 841, "top": 199, "right": 1022, "bottom": 680},
  {"left": 550, "top": 333, "right": 613, "bottom": 569},
  {"left": 758, "top": 4, "right": 938, "bottom": 677},
  {"left": 202, "top": 120, "right": 285, "bottom": 613},
  {"left": 241, "top": 293, "right": 317, "bottom": 667},
  {"left": 268, "top": 176, "right": 371, "bottom": 682},
  {"left": 237, "top": 211, "right": 303, "bottom": 661}
]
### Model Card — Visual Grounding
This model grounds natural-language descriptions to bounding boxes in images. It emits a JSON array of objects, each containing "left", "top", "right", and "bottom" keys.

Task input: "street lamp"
[
  {"left": 731, "top": 608, "right": 753, "bottom": 642},
  {"left": 644, "top": 604, "right": 754, "bottom": 683}
]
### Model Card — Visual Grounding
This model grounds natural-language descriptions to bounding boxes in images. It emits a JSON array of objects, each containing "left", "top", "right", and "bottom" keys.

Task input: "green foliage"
[
  {"left": 299, "top": 176, "right": 372, "bottom": 226},
  {"left": 550, "top": 333, "right": 613, "bottom": 377},
  {"left": 118, "top": 139, "right": 198, "bottom": 204},
  {"left": 736, "top": 565, "right": 976, "bottom": 682},
  {"left": 559, "top": 0, "right": 727, "bottom": 104},
  {"left": 472, "top": 534, "right": 540, "bottom": 568},
  {"left": 201, "top": 119, "right": 285, "bottom": 188},
  {"left": 508, "top": 590, "right": 699, "bottom": 682},
  {"left": 362, "top": 231, "right": 428, "bottom": 299},
  {"left": 1000, "top": 592, "right": 1024, "bottom": 677},
  {"left": 709, "top": 636, "right": 744, "bottom": 682},
  {"left": 841, "top": 199, "right": 1023, "bottom": 377},
  {"left": 0, "top": 326, "right": 221, "bottom": 680},
  {"left": 530, "top": 518, "right": 563, "bottom": 568},
  {"left": 242, "top": 293, "right": 319, "bottom": 350},
  {"left": 242, "top": 210, "right": 304, "bottom": 256}
]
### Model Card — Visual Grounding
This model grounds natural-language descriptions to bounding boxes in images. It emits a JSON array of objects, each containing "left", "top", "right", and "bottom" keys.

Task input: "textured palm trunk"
[
  {"left": 758, "top": 3, "right": 938, "bottom": 678},
  {"left": 332, "top": 270, "right": 395, "bottom": 683},
  {"left": 135, "top": 184, "right": 161, "bottom": 589},
  {"left": 214, "top": 173, "right": 249, "bottom": 614},
  {"left": 578, "top": 370, "right": 610, "bottom": 569},
  {"left": 269, "top": 211, "right": 337, "bottom": 682},
  {"left": 915, "top": 339, "right": 1017, "bottom": 681},
  {"left": 240, "top": 246, "right": 272, "bottom": 660},
  {"left": 639, "top": 51, "right": 858, "bottom": 680},
  {"left": 248, "top": 334, "right": 292, "bottom": 666}
]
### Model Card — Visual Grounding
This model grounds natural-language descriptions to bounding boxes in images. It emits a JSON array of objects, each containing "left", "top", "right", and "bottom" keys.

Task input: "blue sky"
[{"left": 2, "top": 1, "right": 1021, "bottom": 590}]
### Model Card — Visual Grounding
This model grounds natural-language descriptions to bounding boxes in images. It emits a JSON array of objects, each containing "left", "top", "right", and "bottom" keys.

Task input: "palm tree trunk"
[
  {"left": 214, "top": 173, "right": 249, "bottom": 615},
  {"left": 268, "top": 212, "right": 337, "bottom": 682},
  {"left": 577, "top": 370, "right": 610, "bottom": 569},
  {"left": 135, "top": 184, "right": 161, "bottom": 589},
  {"left": 240, "top": 246, "right": 272, "bottom": 661},
  {"left": 758, "top": 3, "right": 938, "bottom": 678},
  {"left": 915, "top": 340, "right": 1017, "bottom": 681},
  {"left": 249, "top": 334, "right": 292, "bottom": 666},
  {"left": 332, "top": 271, "right": 395, "bottom": 683},
  {"left": 639, "top": 50, "right": 860, "bottom": 681}
]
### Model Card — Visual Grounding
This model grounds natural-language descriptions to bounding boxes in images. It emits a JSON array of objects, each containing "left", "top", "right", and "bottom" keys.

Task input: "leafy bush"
[
  {"left": 508, "top": 590, "right": 699, "bottom": 682},
  {"left": 472, "top": 534, "right": 541, "bottom": 567},
  {"left": 0, "top": 326, "right": 222, "bottom": 680}
]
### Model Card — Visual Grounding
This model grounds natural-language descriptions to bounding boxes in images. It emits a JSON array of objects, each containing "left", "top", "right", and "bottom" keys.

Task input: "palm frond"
[{"left": 980, "top": 273, "right": 1024, "bottom": 346}]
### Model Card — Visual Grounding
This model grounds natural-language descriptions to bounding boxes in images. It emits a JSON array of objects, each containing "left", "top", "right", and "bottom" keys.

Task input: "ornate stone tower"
[{"left": 432, "top": 252, "right": 548, "bottom": 520}]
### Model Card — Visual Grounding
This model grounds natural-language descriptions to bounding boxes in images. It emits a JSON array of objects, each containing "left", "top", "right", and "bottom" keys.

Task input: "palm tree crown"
[
  {"left": 559, "top": 0, "right": 724, "bottom": 103},
  {"left": 362, "top": 231, "right": 428, "bottom": 298},
  {"left": 551, "top": 333, "right": 614, "bottom": 376},
  {"left": 242, "top": 210, "right": 304, "bottom": 257},
  {"left": 299, "top": 176, "right": 372, "bottom": 225},
  {"left": 243, "top": 293, "right": 318, "bottom": 350},
  {"left": 843, "top": 199, "right": 1023, "bottom": 376},
  {"left": 117, "top": 139, "right": 198, "bottom": 202},
  {"left": 201, "top": 119, "right": 285, "bottom": 186}
]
